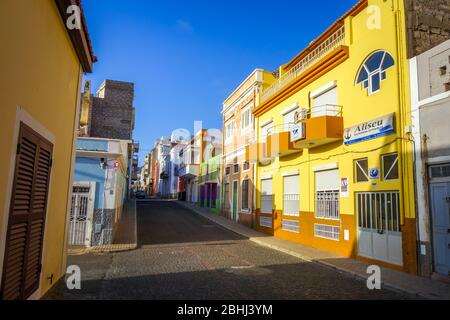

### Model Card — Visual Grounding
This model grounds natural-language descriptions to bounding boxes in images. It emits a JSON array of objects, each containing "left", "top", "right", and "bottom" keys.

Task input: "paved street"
[{"left": 45, "top": 200, "right": 413, "bottom": 300}]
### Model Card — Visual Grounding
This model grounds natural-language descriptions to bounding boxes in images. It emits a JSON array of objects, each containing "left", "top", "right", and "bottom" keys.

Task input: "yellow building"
[
  {"left": 0, "top": 0, "right": 95, "bottom": 299},
  {"left": 249, "top": 0, "right": 417, "bottom": 273}
]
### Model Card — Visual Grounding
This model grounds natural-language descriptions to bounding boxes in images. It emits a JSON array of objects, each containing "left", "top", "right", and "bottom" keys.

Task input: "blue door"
[{"left": 430, "top": 182, "right": 450, "bottom": 276}]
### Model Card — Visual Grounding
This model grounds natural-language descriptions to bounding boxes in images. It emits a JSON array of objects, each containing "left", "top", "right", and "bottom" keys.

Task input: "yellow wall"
[
  {"left": 0, "top": 0, "right": 83, "bottom": 297},
  {"left": 254, "top": 0, "right": 416, "bottom": 271}
]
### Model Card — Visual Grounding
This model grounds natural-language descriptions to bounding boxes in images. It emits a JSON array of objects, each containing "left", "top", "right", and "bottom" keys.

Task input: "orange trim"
[
  {"left": 356, "top": 256, "right": 404, "bottom": 272},
  {"left": 284, "top": 0, "right": 367, "bottom": 70},
  {"left": 254, "top": 46, "right": 349, "bottom": 117}
]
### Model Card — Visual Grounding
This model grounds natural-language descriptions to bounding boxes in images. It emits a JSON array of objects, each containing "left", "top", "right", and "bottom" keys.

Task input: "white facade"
[{"left": 410, "top": 39, "right": 450, "bottom": 277}]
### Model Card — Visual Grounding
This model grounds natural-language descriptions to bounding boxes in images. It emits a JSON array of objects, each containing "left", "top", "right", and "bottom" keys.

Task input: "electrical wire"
[{"left": 277, "top": 136, "right": 414, "bottom": 170}]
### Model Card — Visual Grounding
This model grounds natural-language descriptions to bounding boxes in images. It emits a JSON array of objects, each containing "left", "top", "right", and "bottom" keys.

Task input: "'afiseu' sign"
[{"left": 344, "top": 113, "right": 395, "bottom": 145}]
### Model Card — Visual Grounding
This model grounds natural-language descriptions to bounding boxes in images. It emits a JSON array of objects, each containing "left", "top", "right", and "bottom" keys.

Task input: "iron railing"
[
  {"left": 260, "top": 26, "right": 345, "bottom": 103},
  {"left": 357, "top": 191, "right": 400, "bottom": 232},
  {"left": 315, "top": 190, "right": 340, "bottom": 219},
  {"left": 283, "top": 194, "right": 300, "bottom": 216}
]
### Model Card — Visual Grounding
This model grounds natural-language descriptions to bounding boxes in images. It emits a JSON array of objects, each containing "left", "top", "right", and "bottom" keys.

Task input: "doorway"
[
  {"left": 357, "top": 191, "right": 403, "bottom": 266},
  {"left": 429, "top": 163, "right": 450, "bottom": 276},
  {"left": 232, "top": 180, "right": 238, "bottom": 221}
]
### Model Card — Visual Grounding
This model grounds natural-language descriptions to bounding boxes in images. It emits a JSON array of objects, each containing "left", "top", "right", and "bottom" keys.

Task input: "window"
[
  {"left": 282, "top": 220, "right": 300, "bottom": 233},
  {"left": 261, "top": 178, "right": 273, "bottom": 214},
  {"left": 429, "top": 163, "right": 450, "bottom": 179},
  {"left": 283, "top": 108, "right": 298, "bottom": 131},
  {"left": 223, "top": 183, "right": 230, "bottom": 209},
  {"left": 243, "top": 161, "right": 250, "bottom": 171},
  {"left": 225, "top": 166, "right": 230, "bottom": 175},
  {"left": 382, "top": 153, "right": 398, "bottom": 180},
  {"left": 241, "top": 108, "right": 252, "bottom": 130},
  {"left": 225, "top": 121, "right": 234, "bottom": 144},
  {"left": 283, "top": 174, "right": 299, "bottom": 216},
  {"left": 356, "top": 51, "right": 394, "bottom": 95},
  {"left": 242, "top": 179, "right": 249, "bottom": 210},
  {"left": 354, "top": 158, "right": 369, "bottom": 182},
  {"left": 314, "top": 224, "right": 340, "bottom": 240},
  {"left": 260, "top": 122, "right": 273, "bottom": 142},
  {"left": 315, "top": 169, "right": 339, "bottom": 219},
  {"left": 233, "top": 163, "right": 239, "bottom": 173},
  {"left": 440, "top": 65, "right": 447, "bottom": 76},
  {"left": 312, "top": 86, "right": 338, "bottom": 117}
]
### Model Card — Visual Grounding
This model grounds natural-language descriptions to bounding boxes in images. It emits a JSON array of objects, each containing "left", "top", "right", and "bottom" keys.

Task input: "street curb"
[
  {"left": 176, "top": 201, "right": 427, "bottom": 300},
  {"left": 68, "top": 200, "right": 138, "bottom": 255}
]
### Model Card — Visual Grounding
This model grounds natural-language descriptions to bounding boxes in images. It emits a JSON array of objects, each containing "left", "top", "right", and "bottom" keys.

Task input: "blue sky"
[{"left": 82, "top": 0, "right": 357, "bottom": 164}]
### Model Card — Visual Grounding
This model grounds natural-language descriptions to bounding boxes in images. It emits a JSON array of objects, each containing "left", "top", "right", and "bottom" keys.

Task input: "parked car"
[{"left": 135, "top": 191, "right": 146, "bottom": 199}]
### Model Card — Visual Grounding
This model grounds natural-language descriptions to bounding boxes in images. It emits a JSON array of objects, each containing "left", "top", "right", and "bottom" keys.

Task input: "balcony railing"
[
  {"left": 260, "top": 26, "right": 345, "bottom": 103},
  {"left": 305, "top": 104, "right": 342, "bottom": 119}
]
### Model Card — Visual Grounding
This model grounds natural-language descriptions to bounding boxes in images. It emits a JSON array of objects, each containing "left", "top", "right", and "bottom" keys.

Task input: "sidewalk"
[
  {"left": 176, "top": 200, "right": 450, "bottom": 300},
  {"left": 68, "top": 200, "right": 137, "bottom": 255}
]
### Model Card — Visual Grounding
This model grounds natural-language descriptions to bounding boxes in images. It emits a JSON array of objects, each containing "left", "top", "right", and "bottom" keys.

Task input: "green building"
[{"left": 199, "top": 155, "right": 221, "bottom": 214}]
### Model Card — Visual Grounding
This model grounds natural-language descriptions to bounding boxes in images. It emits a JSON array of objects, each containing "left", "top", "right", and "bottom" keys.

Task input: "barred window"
[{"left": 315, "top": 169, "right": 339, "bottom": 219}]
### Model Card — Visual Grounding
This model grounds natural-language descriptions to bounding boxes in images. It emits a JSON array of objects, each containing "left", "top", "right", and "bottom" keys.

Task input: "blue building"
[{"left": 69, "top": 137, "right": 131, "bottom": 246}]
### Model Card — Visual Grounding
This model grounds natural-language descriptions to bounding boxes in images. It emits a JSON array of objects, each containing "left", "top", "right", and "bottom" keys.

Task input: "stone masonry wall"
[
  {"left": 89, "top": 80, "right": 135, "bottom": 140},
  {"left": 405, "top": 0, "right": 450, "bottom": 58}
]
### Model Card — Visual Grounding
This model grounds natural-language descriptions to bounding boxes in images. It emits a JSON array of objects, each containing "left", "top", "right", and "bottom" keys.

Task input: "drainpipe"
[
  {"left": 101, "top": 160, "right": 110, "bottom": 245},
  {"left": 393, "top": 1, "right": 418, "bottom": 273}
]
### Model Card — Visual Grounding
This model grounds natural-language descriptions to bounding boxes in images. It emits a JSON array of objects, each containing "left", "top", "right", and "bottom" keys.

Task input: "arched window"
[{"left": 356, "top": 50, "right": 394, "bottom": 95}]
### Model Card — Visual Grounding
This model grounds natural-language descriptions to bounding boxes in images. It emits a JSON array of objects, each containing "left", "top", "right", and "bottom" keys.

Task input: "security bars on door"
[
  {"left": 357, "top": 191, "right": 400, "bottom": 232},
  {"left": 315, "top": 190, "right": 339, "bottom": 219},
  {"left": 69, "top": 186, "right": 90, "bottom": 245}
]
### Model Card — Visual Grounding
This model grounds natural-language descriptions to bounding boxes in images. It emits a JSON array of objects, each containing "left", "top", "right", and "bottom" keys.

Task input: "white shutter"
[
  {"left": 315, "top": 169, "right": 339, "bottom": 191},
  {"left": 260, "top": 122, "right": 273, "bottom": 140},
  {"left": 284, "top": 175, "right": 299, "bottom": 194},
  {"left": 312, "top": 87, "right": 338, "bottom": 117},
  {"left": 283, "top": 175, "right": 299, "bottom": 216},
  {"left": 261, "top": 178, "right": 273, "bottom": 214},
  {"left": 261, "top": 178, "right": 272, "bottom": 195},
  {"left": 283, "top": 109, "right": 298, "bottom": 131}
]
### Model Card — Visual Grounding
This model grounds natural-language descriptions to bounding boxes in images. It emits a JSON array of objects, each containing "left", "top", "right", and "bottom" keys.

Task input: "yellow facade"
[
  {"left": 252, "top": 0, "right": 417, "bottom": 273},
  {"left": 0, "top": 0, "right": 94, "bottom": 298}
]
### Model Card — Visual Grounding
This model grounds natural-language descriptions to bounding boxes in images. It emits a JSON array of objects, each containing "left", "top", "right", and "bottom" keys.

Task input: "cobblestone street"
[{"left": 45, "top": 201, "right": 413, "bottom": 300}]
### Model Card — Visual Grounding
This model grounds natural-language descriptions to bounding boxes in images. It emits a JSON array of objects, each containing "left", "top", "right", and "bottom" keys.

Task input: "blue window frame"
[{"left": 356, "top": 51, "right": 394, "bottom": 95}]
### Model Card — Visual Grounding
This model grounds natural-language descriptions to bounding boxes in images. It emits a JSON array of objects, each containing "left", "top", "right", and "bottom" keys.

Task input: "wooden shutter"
[{"left": 1, "top": 123, "right": 53, "bottom": 300}]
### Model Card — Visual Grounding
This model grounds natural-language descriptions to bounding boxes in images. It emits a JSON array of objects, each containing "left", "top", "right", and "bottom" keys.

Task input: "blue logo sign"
[{"left": 369, "top": 168, "right": 380, "bottom": 180}]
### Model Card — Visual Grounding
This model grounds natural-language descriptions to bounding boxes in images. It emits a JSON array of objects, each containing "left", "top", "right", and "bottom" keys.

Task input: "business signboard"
[
  {"left": 290, "top": 123, "right": 305, "bottom": 142},
  {"left": 344, "top": 113, "right": 395, "bottom": 145}
]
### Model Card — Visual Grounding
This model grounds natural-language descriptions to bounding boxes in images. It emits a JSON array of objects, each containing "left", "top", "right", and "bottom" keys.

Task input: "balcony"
[
  {"left": 292, "top": 105, "right": 343, "bottom": 149},
  {"left": 179, "top": 164, "right": 199, "bottom": 179},
  {"left": 266, "top": 124, "right": 303, "bottom": 157},
  {"left": 245, "top": 140, "right": 272, "bottom": 164},
  {"left": 260, "top": 26, "right": 345, "bottom": 103}
]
